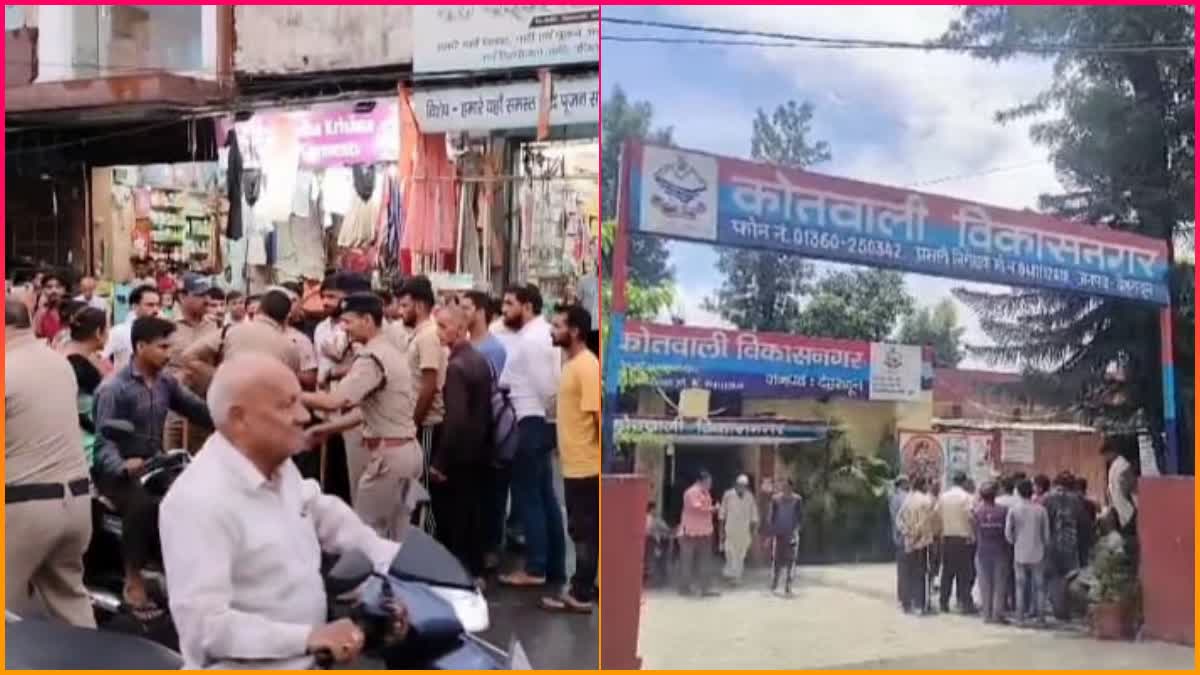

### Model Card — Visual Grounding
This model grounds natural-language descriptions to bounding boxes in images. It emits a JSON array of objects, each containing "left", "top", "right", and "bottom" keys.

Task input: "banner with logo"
[
  {"left": 624, "top": 141, "right": 1170, "bottom": 304},
  {"left": 619, "top": 320, "right": 930, "bottom": 401},
  {"left": 412, "top": 76, "right": 599, "bottom": 133},
  {"left": 413, "top": 5, "right": 599, "bottom": 74}
]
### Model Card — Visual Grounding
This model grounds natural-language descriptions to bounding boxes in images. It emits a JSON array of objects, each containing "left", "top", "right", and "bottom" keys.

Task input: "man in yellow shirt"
[{"left": 542, "top": 305, "right": 600, "bottom": 613}]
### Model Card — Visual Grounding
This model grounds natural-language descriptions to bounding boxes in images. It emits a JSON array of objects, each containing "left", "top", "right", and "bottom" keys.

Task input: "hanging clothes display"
[
  {"left": 225, "top": 129, "right": 244, "bottom": 241},
  {"left": 337, "top": 165, "right": 383, "bottom": 249}
]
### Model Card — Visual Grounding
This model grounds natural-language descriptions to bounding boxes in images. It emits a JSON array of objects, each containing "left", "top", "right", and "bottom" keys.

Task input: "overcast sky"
[{"left": 603, "top": 5, "right": 1072, "bottom": 371}]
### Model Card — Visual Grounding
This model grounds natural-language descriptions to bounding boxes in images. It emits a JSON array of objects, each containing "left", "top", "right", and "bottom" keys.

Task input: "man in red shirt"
[
  {"left": 678, "top": 470, "right": 719, "bottom": 597},
  {"left": 33, "top": 272, "right": 67, "bottom": 341}
]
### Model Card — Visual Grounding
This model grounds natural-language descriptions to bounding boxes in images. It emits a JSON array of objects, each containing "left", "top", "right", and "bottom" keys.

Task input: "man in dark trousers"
[
  {"left": 431, "top": 304, "right": 495, "bottom": 582},
  {"left": 768, "top": 478, "right": 803, "bottom": 596}
]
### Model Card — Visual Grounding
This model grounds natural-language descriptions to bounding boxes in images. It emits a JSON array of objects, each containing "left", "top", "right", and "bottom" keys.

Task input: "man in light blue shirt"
[
  {"left": 1005, "top": 478, "right": 1050, "bottom": 625},
  {"left": 462, "top": 290, "right": 506, "bottom": 378}
]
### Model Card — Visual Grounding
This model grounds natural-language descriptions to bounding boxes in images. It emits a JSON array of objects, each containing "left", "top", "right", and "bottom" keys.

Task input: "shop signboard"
[
  {"left": 413, "top": 5, "right": 599, "bottom": 74},
  {"left": 625, "top": 142, "right": 1170, "bottom": 305},
  {"left": 413, "top": 76, "right": 599, "bottom": 133},
  {"left": 614, "top": 416, "right": 829, "bottom": 444},
  {"left": 236, "top": 100, "right": 400, "bottom": 171},
  {"left": 620, "top": 320, "right": 931, "bottom": 401}
]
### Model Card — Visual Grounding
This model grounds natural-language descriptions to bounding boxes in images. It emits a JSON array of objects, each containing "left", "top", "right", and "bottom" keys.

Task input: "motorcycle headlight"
[{"left": 428, "top": 586, "right": 489, "bottom": 633}]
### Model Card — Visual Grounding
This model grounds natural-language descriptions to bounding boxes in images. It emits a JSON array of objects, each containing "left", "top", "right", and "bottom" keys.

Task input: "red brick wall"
[
  {"left": 1138, "top": 476, "right": 1194, "bottom": 646},
  {"left": 601, "top": 475, "right": 648, "bottom": 669}
]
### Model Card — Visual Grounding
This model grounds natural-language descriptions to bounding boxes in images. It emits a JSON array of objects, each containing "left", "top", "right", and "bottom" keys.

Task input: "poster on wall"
[
  {"left": 1000, "top": 429, "right": 1035, "bottom": 464},
  {"left": 413, "top": 5, "right": 599, "bottom": 74},
  {"left": 900, "top": 431, "right": 995, "bottom": 488},
  {"left": 899, "top": 432, "right": 945, "bottom": 486}
]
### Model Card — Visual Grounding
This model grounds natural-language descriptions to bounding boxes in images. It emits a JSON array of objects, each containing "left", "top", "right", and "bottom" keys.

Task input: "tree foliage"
[
  {"left": 898, "top": 299, "right": 967, "bottom": 368},
  {"left": 795, "top": 268, "right": 914, "bottom": 342},
  {"left": 706, "top": 100, "right": 828, "bottom": 332},
  {"left": 939, "top": 6, "right": 1194, "bottom": 459},
  {"left": 601, "top": 85, "right": 675, "bottom": 287}
]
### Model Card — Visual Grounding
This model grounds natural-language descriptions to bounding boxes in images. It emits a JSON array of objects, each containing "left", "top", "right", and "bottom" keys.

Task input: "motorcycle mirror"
[
  {"left": 325, "top": 550, "right": 373, "bottom": 596},
  {"left": 99, "top": 420, "right": 136, "bottom": 443}
]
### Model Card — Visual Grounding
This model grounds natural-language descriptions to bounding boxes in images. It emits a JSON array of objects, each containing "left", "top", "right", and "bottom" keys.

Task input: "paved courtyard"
[{"left": 639, "top": 563, "right": 1193, "bottom": 670}]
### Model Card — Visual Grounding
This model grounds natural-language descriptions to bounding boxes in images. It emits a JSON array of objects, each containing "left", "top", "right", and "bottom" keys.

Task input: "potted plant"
[{"left": 1088, "top": 532, "right": 1138, "bottom": 640}]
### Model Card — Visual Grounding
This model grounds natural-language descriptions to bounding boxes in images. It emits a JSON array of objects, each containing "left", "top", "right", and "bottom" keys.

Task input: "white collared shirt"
[
  {"left": 498, "top": 314, "right": 561, "bottom": 421},
  {"left": 314, "top": 316, "right": 351, "bottom": 385},
  {"left": 936, "top": 485, "right": 975, "bottom": 540},
  {"left": 160, "top": 432, "right": 400, "bottom": 670},
  {"left": 101, "top": 312, "right": 138, "bottom": 369}
]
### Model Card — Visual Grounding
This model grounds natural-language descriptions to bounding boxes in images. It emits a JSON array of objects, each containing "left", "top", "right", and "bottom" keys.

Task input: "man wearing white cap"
[{"left": 719, "top": 474, "right": 758, "bottom": 584}]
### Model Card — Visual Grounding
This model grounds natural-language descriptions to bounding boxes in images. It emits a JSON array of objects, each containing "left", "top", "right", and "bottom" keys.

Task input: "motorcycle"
[
  {"left": 9, "top": 529, "right": 527, "bottom": 670},
  {"left": 84, "top": 419, "right": 190, "bottom": 647}
]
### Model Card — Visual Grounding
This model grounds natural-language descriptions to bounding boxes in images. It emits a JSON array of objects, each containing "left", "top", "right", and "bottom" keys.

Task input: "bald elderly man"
[{"left": 159, "top": 354, "right": 408, "bottom": 669}]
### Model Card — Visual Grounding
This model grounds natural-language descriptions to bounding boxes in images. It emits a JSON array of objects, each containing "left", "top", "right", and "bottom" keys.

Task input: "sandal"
[
  {"left": 499, "top": 571, "right": 546, "bottom": 587},
  {"left": 540, "top": 594, "right": 594, "bottom": 614}
]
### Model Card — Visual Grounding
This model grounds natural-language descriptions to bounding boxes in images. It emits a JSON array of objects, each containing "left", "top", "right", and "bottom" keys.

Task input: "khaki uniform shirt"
[
  {"left": 406, "top": 319, "right": 447, "bottom": 426},
  {"left": 286, "top": 326, "right": 318, "bottom": 375},
  {"left": 5, "top": 329, "right": 89, "bottom": 484},
  {"left": 334, "top": 335, "right": 417, "bottom": 440},
  {"left": 168, "top": 315, "right": 219, "bottom": 394},
  {"left": 186, "top": 316, "right": 301, "bottom": 375}
]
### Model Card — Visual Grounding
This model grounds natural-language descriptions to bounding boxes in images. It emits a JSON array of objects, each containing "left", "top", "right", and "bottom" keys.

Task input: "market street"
[{"left": 638, "top": 564, "right": 1194, "bottom": 670}]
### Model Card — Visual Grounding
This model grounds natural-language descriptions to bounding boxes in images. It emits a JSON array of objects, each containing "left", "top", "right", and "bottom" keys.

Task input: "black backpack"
[{"left": 491, "top": 372, "right": 519, "bottom": 463}]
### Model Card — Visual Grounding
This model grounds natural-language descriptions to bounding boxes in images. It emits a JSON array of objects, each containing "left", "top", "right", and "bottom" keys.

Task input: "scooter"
[
  {"left": 84, "top": 419, "right": 190, "bottom": 648},
  {"left": 8, "top": 530, "right": 527, "bottom": 670}
]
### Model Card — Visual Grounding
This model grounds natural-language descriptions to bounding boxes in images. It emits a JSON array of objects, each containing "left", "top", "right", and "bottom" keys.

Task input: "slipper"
[
  {"left": 540, "top": 595, "right": 594, "bottom": 614},
  {"left": 540, "top": 596, "right": 570, "bottom": 612},
  {"left": 499, "top": 572, "right": 547, "bottom": 587}
]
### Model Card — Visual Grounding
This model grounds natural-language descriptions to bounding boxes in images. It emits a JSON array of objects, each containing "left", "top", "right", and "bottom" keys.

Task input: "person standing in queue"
[
  {"left": 93, "top": 316, "right": 213, "bottom": 619},
  {"left": 164, "top": 274, "right": 219, "bottom": 454},
  {"left": 302, "top": 293, "right": 422, "bottom": 539},
  {"left": 161, "top": 354, "right": 409, "bottom": 670},
  {"left": 397, "top": 276, "right": 448, "bottom": 532},
  {"left": 497, "top": 284, "right": 565, "bottom": 589},
  {"left": 541, "top": 304, "right": 600, "bottom": 613},
  {"left": 430, "top": 304, "right": 495, "bottom": 582},
  {"left": 5, "top": 299, "right": 96, "bottom": 627}
]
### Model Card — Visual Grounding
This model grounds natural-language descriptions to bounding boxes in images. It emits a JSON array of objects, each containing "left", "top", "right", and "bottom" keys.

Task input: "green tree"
[
  {"left": 601, "top": 85, "right": 675, "bottom": 287},
  {"left": 939, "top": 6, "right": 1194, "bottom": 462},
  {"left": 898, "top": 299, "right": 967, "bottom": 368},
  {"left": 706, "top": 100, "right": 831, "bottom": 331},
  {"left": 794, "top": 268, "right": 914, "bottom": 342}
]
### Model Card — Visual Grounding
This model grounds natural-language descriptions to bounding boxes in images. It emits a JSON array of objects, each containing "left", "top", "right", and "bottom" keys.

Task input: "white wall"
[{"left": 234, "top": 6, "right": 413, "bottom": 75}]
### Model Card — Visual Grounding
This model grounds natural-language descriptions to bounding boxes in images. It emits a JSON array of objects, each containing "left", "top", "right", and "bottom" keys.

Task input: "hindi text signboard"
[
  {"left": 413, "top": 5, "right": 599, "bottom": 74},
  {"left": 626, "top": 142, "right": 1170, "bottom": 304},
  {"left": 620, "top": 320, "right": 930, "bottom": 402},
  {"left": 412, "top": 76, "right": 599, "bottom": 133}
]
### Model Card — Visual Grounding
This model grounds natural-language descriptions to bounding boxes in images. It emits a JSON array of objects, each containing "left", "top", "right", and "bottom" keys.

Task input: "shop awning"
[{"left": 614, "top": 416, "right": 831, "bottom": 445}]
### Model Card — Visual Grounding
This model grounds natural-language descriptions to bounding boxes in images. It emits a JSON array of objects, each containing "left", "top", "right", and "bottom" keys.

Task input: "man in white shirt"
[
  {"left": 74, "top": 275, "right": 109, "bottom": 315},
  {"left": 1101, "top": 437, "right": 1137, "bottom": 534},
  {"left": 160, "top": 353, "right": 408, "bottom": 669},
  {"left": 935, "top": 472, "right": 977, "bottom": 614},
  {"left": 102, "top": 284, "right": 160, "bottom": 370},
  {"left": 497, "top": 284, "right": 565, "bottom": 588}
]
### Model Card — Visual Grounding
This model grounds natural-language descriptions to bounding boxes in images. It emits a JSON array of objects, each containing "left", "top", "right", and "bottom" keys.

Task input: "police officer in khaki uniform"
[
  {"left": 4, "top": 299, "right": 95, "bottom": 627},
  {"left": 165, "top": 274, "right": 219, "bottom": 453},
  {"left": 183, "top": 289, "right": 302, "bottom": 383},
  {"left": 303, "top": 293, "right": 422, "bottom": 538}
]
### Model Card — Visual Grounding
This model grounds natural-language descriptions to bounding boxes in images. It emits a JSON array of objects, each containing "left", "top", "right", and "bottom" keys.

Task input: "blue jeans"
[
  {"left": 1014, "top": 561, "right": 1044, "bottom": 620},
  {"left": 511, "top": 417, "right": 566, "bottom": 582}
]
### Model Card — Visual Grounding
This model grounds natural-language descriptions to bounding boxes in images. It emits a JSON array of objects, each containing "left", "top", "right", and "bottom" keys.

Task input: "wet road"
[{"left": 478, "top": 583, "right": 598, "bottom": 670}]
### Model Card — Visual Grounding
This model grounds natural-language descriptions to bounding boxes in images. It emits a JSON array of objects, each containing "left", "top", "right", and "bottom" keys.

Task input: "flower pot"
[{"left": 1091, "top": 601, "right": 1133, "bottom": 640}]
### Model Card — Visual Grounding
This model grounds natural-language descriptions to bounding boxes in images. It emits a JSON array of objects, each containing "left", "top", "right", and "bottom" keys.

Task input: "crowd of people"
[
  {"left": 892, "top": 446, "right": 1138, "bottom": 627},
  {"left": 6, "top": 264, "right": 601, "bottom": 667}
]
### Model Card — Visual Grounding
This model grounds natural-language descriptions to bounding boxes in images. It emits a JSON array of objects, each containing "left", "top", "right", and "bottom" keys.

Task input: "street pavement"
[{"left": 639, "top": 563, "right": 1193, "bottom": 670}]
